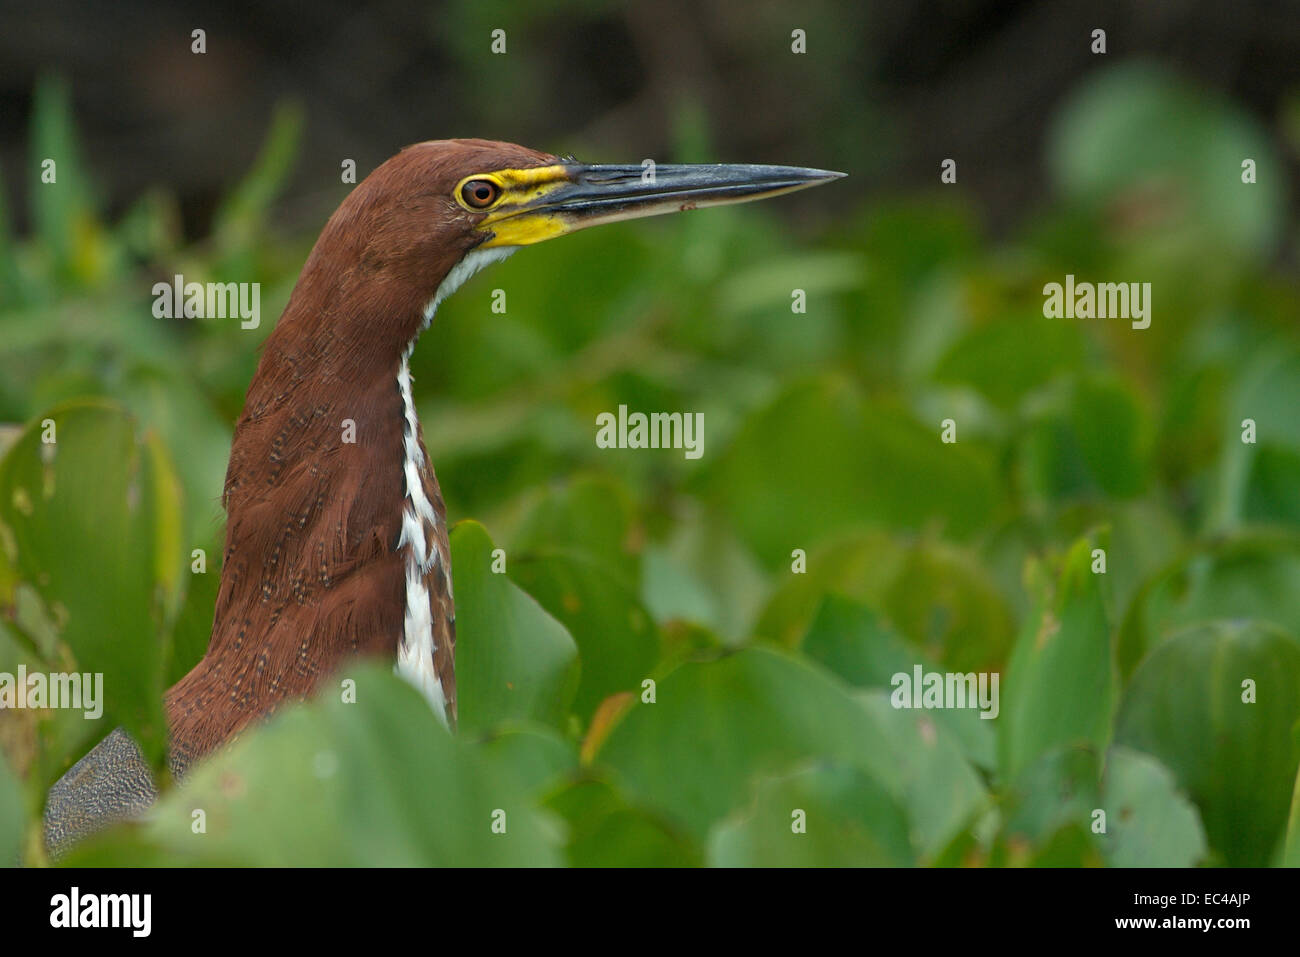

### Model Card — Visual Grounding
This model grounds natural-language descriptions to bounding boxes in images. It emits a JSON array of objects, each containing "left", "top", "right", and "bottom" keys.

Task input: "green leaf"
[
  {"left": 1118, "top": 531, "right": 1300, "bottom": 678},
  {"left": 65, "top": 667, "right": 564, "bottom": 866},
  {"left": 802, "top": 595, "right": 912, "bottom": 688},
  {"left": 1213, "top": 350, "right": 1300, "bottom": 532},
  {"left": 29, "top": 75, "right": 110, "bottom": 287},
  {"left": 593, "top": 648, "right": 984, "bottom": 856},
  {"left": 1070, "top": 376, "right": 1151, "bottom": 498},
  {"left": 640, "top": 508, "right": 784, "bottom": 644},
  {"left": 990, "top": 743, "right": 1204, "bottom": 867},
  {"left": 166, "top": 554, "right": 219, "bottom": 686},
  {"left": 511, "top": 474, "right": 640, "bottom": 585},
  {"left": 694, "top": 376, "right": 998, "bottom": 568},
  {"left": 707, "top": 764, "right": 914, "bottom": 866},
  {"left": 756, "top": 534, "right": 1013, "bottom": 671},
  {"left": 595, "top": 648, "right": 897, "bottom": 839},
  {"left": 996, "top": 747, "right": 1101, "bottom": 861},
  {"left": 879, "top": 542, "right": 1015, "bottom": 671},
  {"left": 118, "top": 365, "right": 232, "bottom": 549},
  {"left": 450, "top": 520, "right": 578, "bottom": 733},
  {"left": 856, "top": 692, "right": 989, "bottom": 858},
  {"left": 1114, "top": 620, "right": 1300, "bottom": 866},
  {"left": 802, "top": 595, "right": 995, "bottom": 771},
  {"left": 1016, "top": 377, "right": 1152, "bottom": 503},
  {"left": 1101, "top": 746, "right": 1207, "bottom": 867},
  {"left": 1025, "top": 823, "right": 1103, "bottom": 867},
  {"left": 478, "top": 722, "right": 577, "bottom": 795},
  {"left": 510, "top": 550, "right": 659, "bottom": 720},
  {"left": 999, "top": 535, "right": 1116, "bottom": 781},
  {"left": 545, "top": 777, "right": 702, "bottom": 867},
  {"left": 1245, "top": 445, "right": 1300, "bottom": 526},
  {"left": 754, "top": 532, "right": 905, "bottom": 646},
  {"left": 933, "top": 313, "right": 1087, "bottom": 410},
  {"left": 0, "top": 400, "right": 183, "bottom": 765}
]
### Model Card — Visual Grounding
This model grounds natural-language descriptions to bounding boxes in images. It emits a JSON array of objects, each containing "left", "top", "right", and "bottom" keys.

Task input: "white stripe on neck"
[{"left": 394, "top": 245, "right": 516, "bottom": 727}]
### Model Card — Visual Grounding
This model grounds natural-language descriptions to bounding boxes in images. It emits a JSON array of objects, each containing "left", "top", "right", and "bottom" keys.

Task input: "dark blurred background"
[{"left": 2, "top": 0, "right": 1299, "bottom": 240}]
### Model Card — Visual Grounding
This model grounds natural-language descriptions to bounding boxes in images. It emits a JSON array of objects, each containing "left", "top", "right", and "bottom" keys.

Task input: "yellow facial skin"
[{"left": 455, "top": 165, "right": 574, "bottom": 248}]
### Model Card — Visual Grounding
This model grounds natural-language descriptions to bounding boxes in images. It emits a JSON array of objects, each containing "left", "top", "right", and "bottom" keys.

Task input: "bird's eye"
[{"left": 461, "top": 179, "right": 500, "bottom": 209}]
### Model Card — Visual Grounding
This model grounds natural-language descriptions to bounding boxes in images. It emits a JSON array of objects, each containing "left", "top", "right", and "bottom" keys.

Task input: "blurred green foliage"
[{"left": 2, "top": 64, "right": 1299, "bottom": 866}]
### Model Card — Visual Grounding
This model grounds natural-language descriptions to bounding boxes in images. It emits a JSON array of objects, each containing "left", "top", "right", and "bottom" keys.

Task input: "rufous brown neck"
[{"left": 163, "top": 140, "right": 557, "bottom": 771}]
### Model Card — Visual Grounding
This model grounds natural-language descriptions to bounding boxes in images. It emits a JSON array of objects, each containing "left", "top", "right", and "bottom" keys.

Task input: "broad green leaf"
[
  {"left": 694, "top": 376, "right": 998, "bottom": 568},
  {"left": 118, "top": 365, "right": 232, "bottom": 548},
  {"left": 878, "top": 542, "right": 1015, "bottom": 671},
  {"left": 1212, "top": 350, "right": 1300, "bottom": 532},
  {"left": 999, "top": 536, "right": 1116, "bottom": 780},
  {"left": 715, "top": 252, "right": 865, "bottom": 318},
  {"left": 65, "top": 667, "right": 564, "bottom": 866},
  {"left": 1070, "top": 376, "right": 1151, "bottom": 498},
  {"left": 594, "top": 649, "right": 985, "bottom": 854},
  {"left": 1025, "top": 823, "right": 1103, "bottom": 867},
  {"left": 1118, "top": 531, "right": 1300, "bottom": 678},
  {"left": 933, "top": 312, "right": 1087, "bottom": 410},
  {"left": 511, "top": 474, "right": 640, "bottom": 585},
  {"left": 641, "top": 506, "right": 777, "bottom": 644},
  {"left": 0, "top": 400, "right": 183, "bottom": 765},
  {"left": 595, "top": 648, "right": 900, "bottom": 838},
  {"left": 478, "top": 722, "right": 577, "bottom": 795},
  {"left": 756, "top": 534, "right": 1012, "bottom": 671},
  {"left": 996, "top": 747, "right": 1101, "bottom": 863},
  {"left": 802, "top": 595, "right": 995, "bottom": 771},
  {"left": 545, "top": 777, "right": 701, "bottom": 867},
  {"left": 856, "top": 692, "right": 989, "bottom": 858},
  {"left": 1246, "top": 445, "right": 1300, "bottom": 526},
  {"left": 1015, "top": 377, "right": 1151, "bottom": 503},
  {"left": 754, "top": 532, "right": 906, "bottom": 646},
  {"left": 1018, "top": 412, "right": 1095, "bottom": 503},
  {"left": 802, "top": 594, "right": 915, "bottom": 688},
  {"left": 510, "top": 550, "right": 659, "bottom": 720},
  {"left": 991, "top": 744, "right": 1202, "bottom": 867},
  {"left": 641, "top": 544, "right": 724, "bottom": 633},
  {"left": 1101, "top": 746, "right": 1207, "bottom": 867},
  {"left": 166, "top": 553, "right": 220, "bottom": 686},
  {"left": 1114, "top": 620, "right": 1300, "bottom": 866},
  {"left": 707, "top": 764, "right": 914, "bottom": 867},
  {"left": 450, "top": 520, "right": 578, "bottom": 733}
]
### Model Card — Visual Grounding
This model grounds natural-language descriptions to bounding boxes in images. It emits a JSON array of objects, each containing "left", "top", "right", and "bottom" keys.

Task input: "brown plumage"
[{"left": 165, "top": 139, "right": 556, "bottom": 767}]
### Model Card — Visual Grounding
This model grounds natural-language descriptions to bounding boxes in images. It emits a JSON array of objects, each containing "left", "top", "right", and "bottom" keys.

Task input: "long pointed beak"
[{"left": 477, "top": 162, "right": 845, "bottom": 247}]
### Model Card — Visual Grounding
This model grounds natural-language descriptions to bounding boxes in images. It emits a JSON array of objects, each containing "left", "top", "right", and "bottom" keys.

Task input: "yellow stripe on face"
[
  {"left": 458, "top": 165, "right": 576, "bottom": 248},
  {"left": 478, "top": 210, "right": 571, "bottom": 247}
]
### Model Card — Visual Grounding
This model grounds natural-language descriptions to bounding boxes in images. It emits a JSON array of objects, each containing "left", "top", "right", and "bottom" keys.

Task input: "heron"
[{"left": 42, "top": 138, "right": 843, "bottom": 854}]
